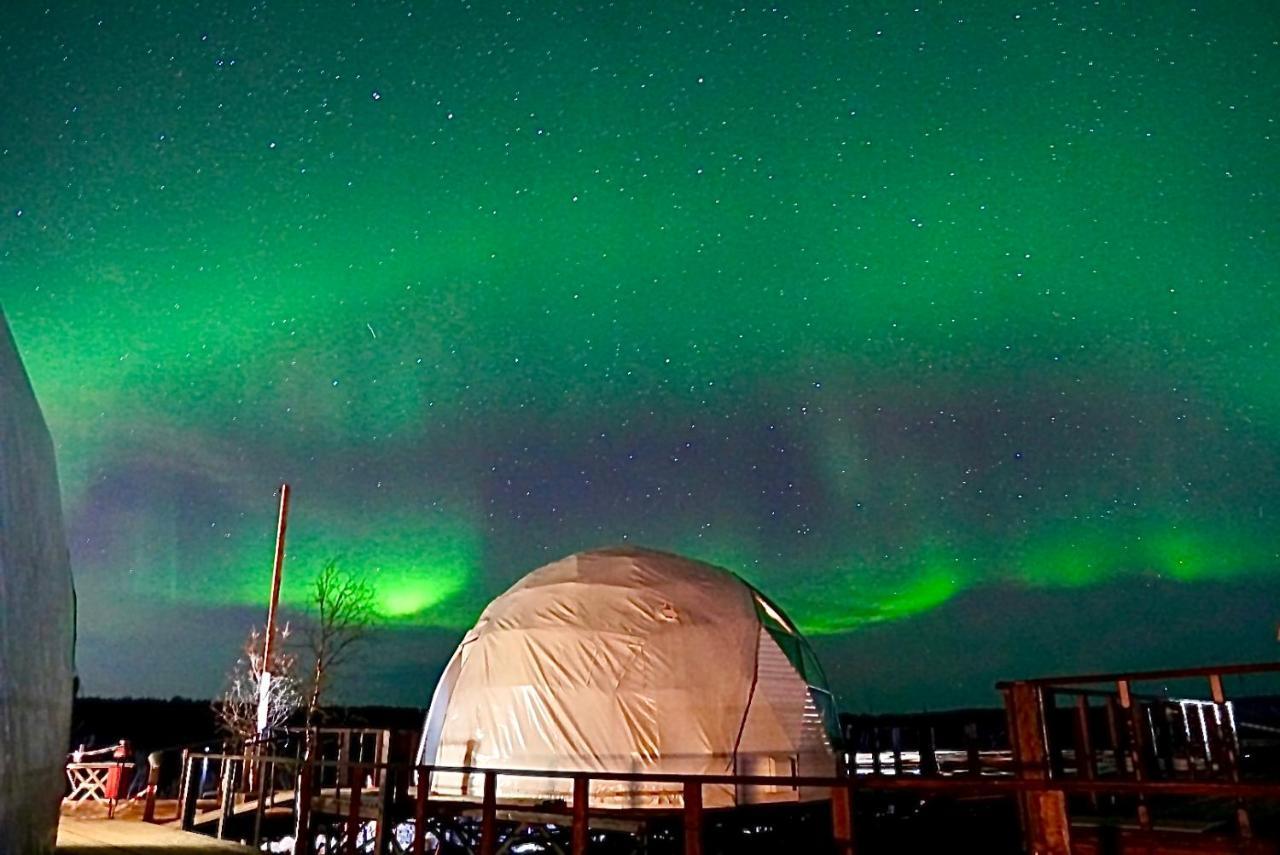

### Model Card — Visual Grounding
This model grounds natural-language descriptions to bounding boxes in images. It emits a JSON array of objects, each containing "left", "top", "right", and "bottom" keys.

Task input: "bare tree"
[
  {"left": 216, "top": 625, "right": 301, "bottom": 746},
  {"left": 303, "top": 560, "right": 379, "bottom": 734}
]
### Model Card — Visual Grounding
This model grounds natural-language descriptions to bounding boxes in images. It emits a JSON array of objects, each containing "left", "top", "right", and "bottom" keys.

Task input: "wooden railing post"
[
  {"left": 479, "top": 771, "right": 498, "bottom": 855},
  {"left": 572, "top": 775, "right": 590, "bottom": 855},
  {"left": 1004, "top": 682, "right": 1072, "bottom": 855},
  {"left": 374, "top": 765, "right": 396, "bottom": 854},
  {"left": 412, "top": 766, "right": 430, "bottom": 855},
  {"left": 1210, "top": 674, "right": 1252, "bottom": 839},
  {"left": 1072, "top": 695, "right": 1098, "bottom": 810},
  {"left": 375, "top": 730, "right": 387, "bottom": 786},
  {"left": 920, "top": 724, "right": 939, "bottom": 776},
  {"left": 683, "top": 780, "right": 703, "bottom": 855},
  {"left": 142, "top": 755, "right": 161, "bottom": 823},
  {"left": 1117, "top": 680, "right": 1152, "bottom": 831},
  {"left": 831, "top": 780, "right": 856, "bottom": 855},
  {"left": 965, "top": 721, "right": 982, "bottom": 776},
  {"left": 293, "top": 761, "right": 313, "bottom": 855},
  {"left": 1044, "top": 690, "right": 1064, "bottom": 778},
  {"left": 179, "top": 751, "right": 199, "bottom": 830},
  {"left": 252, "top": 757, "right": 269, "bottom": 847},
  {"left": 345, "top": 763, "right": 361, "bottom": 855},
  {"left": 216, "top": 758, "right": 235, "bottom": 839}
]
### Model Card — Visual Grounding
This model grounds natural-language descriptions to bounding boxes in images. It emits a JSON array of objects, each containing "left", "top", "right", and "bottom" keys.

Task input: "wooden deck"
[{"left": 58, "top": 816, "right": 256, "bottom": 853}]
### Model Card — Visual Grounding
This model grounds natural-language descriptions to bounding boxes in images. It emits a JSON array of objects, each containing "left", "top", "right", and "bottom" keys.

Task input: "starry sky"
[{"left": 2, "top": 1, "right": 1278, "bottom": 712}]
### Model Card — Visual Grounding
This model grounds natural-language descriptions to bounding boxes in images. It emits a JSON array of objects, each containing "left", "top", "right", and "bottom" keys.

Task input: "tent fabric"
[
  {"left": 418, "top": 547, "right": 837, "bottom": 808},
  {"left": 0, "top": 310, "right": 76, "bottom": 854}
]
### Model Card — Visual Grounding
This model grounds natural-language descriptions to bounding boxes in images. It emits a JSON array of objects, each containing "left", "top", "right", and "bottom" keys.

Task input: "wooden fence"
[{"left": 168, "top": 660, "right": 1280, "bottom": 854}]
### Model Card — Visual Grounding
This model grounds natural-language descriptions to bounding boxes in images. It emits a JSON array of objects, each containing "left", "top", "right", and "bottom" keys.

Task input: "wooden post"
[
  {"left": 374, "top": 773, "right": 395, "bottom": 853},
  {"left": 216, "top": 758, "right": 235, "bottom": 840},
  {"left": 683, "top": 780, "right": 703, "bottom": 855},
  {"left": 142, "top": 760, "right": 161, "bottom": 823},
  {"left": 1202, "top": 702, "right": 1224, "bottom": 773},
  {"left": 479, "top": 771, "right": 498, "bottom": 855},
  {"left": 252, "top": 757, "right": 268, "bottom": 846},
  {"left": 1004, "top": 682, "right": 1072, "bottom": 855},
  {"left": 1045, "top": 690, "right": 1064, "bottom": 778},
  {"left": 843, "top": 721, "right": 857, "bottom": 775},
  {"left": 412, "top": 766, "right": 430, "bottom": 855},
  {"left": 1150, "top": 701, "right": 1171, "bottom": 777},
  {"left": 1117, "top": 680, "right": 1152, "bottom": 831},
  {"left": 258, "top": 483, "right": 291, "bottom": 734},
  {"left": 890, "top": 726, "right": 903, "bottom": 775},
  {"left": 372, "top": 734, "right": 395, "bottom": 855},
  {"left": 337, "top": 731, "right": 350, "bottom": 786},
  {"left": 179, "top": 751, "right": 200, "bottom": 830},
  {"left": 1104, "top": 695, "right": 1123, "bottom": 769},
  {"left": 920, "top": 724, "right": 939, "bottom": 776},
  {"left": 261, "top": 483, "right": 290, "bottom": 668},
  {"left": 1209, "top": 674, "right": 1252, "bottom": 839},
  {"left": 293, "top": 762, "right": 313, "bottom": 855},
  {"left": 1072, "top": 695, "right": 1098, "bottom": 810},
  {"left": 870, "top": 725, "right": 882, "bottom": 775},
  {"left": 345, "top": 763, "right": 361, "bottom": 855},
  {"left": 831, "top": 781, "right": 856, "bottom": 855},
  {"left": 1179, "top": 702, "right": 1201, "bottom": 778},
  {"left": 965, "top": 721, "right": 981, "bottom": 776},
  {"left": 572, "top": 775, "right": 590, "bottom": 855}
]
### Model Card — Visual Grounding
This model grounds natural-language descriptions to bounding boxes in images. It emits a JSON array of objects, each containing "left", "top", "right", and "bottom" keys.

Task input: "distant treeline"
[
  {"left": 74, "top": 693, "right": 1280, "bottom": 760},
  {"left": 70, "top": 696, "right": 426, "bottom": 756}
]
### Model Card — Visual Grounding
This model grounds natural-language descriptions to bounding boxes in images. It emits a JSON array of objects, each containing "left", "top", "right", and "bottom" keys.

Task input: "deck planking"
[{"left": 57, "top": 816, "right": 256, "bottom": 853}]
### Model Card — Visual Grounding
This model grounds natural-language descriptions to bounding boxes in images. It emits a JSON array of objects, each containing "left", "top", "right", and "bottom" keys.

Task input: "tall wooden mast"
[{"left": 257, "top": 482, "right": 291, "bottom": 733}]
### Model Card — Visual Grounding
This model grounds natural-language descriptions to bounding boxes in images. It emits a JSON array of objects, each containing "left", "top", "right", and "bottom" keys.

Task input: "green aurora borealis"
[{"left": 2, "top": 1, "right": 1278, "bottom": 708}]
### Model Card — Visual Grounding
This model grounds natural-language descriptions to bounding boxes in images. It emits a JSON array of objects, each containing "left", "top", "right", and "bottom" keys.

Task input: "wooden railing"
[
  {"left": 177, "top": 751, "right": 1280, "bottom": 855},
  {"left": 170, "top": 662, "right": 1280, "bottom": 854},
  {"left": 997, "top": 661, "right": 1280, "bottom": 853}
]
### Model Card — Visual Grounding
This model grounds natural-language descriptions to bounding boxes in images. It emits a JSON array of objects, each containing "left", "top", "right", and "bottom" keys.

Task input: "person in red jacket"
[{"left": 104, "top": 740, "right": 130, "bottom": 802}]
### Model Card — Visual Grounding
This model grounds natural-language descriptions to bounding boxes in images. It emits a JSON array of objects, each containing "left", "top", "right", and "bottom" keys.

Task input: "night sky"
[{"left": 3, "top": 1, "right": 1278, "bottom": 712}]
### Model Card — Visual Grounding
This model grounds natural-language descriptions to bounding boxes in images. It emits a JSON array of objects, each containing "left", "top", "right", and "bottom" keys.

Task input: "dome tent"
[
  {"left": 418, "top": 547, "right": 838, "bottom": 808},
  {"left": 0, "top": 310, "right": 75, "bottom": 853}
]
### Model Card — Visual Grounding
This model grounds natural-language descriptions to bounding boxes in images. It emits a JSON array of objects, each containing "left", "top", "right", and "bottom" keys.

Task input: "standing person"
[{"left": 104, "top": 740, "right": 130, "bottom": 813}]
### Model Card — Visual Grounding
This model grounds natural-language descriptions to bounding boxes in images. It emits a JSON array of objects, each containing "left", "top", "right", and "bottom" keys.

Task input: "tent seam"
[{"left": 729, "top": 625, "right": 762, "bottom": 788}]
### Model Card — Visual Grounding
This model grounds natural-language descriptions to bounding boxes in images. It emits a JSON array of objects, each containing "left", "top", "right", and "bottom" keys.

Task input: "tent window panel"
[
  {"left": 752, "top": 592, "right": 797, "bottom": 636},
  {"left": 801, "top": 645, "right": 829, "bottom": 687},
  {"left": 766, "top": 631, "right": 806, "bottom": 679}
]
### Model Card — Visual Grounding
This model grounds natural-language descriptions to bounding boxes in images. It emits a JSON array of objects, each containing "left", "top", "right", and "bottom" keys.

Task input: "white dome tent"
[
  {"left": 0, "top": 310, "right": 75, "bottom": 853},
  {"left": 418, "top": 547, "right": 838, "bottom": 808}
]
